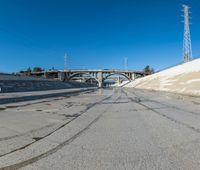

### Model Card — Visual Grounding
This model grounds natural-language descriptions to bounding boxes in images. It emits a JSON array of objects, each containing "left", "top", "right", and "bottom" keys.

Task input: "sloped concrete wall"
[
  {"left": 125, "top": 58, "right": 200, "bottom": 96},
  {"left": 0, "top": 74, "right": 95, "bottom": 93}
]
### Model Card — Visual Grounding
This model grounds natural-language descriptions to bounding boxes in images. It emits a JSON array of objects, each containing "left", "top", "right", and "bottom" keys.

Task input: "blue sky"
[{"left": 0, "top": 0, "right": 199, "bottom": 72}]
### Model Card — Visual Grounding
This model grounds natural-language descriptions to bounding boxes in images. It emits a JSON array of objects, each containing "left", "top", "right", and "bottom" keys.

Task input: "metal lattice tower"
[
  {"left": 64, "top": 53, "right": 67, "bottom": 70},
  {"left": 182, "top": 4, "right": 192, "bottom": 62},
  {"left": 124, "top": 57, "right": 128, "bottom": 71}
]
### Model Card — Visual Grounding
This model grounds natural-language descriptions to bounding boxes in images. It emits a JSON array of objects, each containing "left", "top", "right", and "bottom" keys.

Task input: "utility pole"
[
  {"left": 124, "top": 57, "right": 128, "bottom": 71},
  {"left": 64, "top": 53, "right": 67, "bottom": 70},
  {"left": 182, "top": 4, "right": 192, "bottom": 62}
]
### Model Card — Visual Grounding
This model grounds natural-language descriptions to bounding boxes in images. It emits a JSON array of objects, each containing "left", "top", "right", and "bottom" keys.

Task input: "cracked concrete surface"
[{"left": 1, "top": 88, "right": 200, "bottom": 169}]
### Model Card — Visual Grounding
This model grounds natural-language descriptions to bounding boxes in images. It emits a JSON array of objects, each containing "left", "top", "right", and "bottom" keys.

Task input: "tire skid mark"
[
  {"left": 0, "top": 89, "right": 95, "bottom": 142},
  {"left": 0, "top": 113, "right": 103, "bottom": 170},
  {"left": 0, "top": 123, "right": 57, "bottom": 142},
  {"left": 1, "top": 89, "right": 97, "bottom": 112},
  {"left": 0, "top": 91, "right": 112, "bottom": 158},
  {"left": 0, "top": 90, "right": 118, "bottom": 169},
  {"left": 123, "top": 89, "right": 200, "bottom": 134},
  {"left": 129, "top": 89, "right": 200, "bottom": 117}
]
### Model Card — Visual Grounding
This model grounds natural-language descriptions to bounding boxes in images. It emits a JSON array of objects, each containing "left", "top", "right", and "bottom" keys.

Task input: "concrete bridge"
[{"left": 29, "top": 69, "right": 145, "bottom": 87}]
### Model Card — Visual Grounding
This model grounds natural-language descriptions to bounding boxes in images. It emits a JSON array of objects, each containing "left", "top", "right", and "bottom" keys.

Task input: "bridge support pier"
[
  {"left": 98, "top": 72, "right": 103, "bottom": 88},
  {"left": 98, "top": 82, "right": 103, "bottom": 88},
  {"left": 58, "top": 72, "right": 65, "bottom": 81},
  {"left": 117, "top": 76, "right": 121, "bottom": 85}
]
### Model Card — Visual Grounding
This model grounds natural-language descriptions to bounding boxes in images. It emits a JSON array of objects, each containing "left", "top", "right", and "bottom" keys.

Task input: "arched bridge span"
[{"left": 30, "top": 70, "right": 145, "bottom": 87}]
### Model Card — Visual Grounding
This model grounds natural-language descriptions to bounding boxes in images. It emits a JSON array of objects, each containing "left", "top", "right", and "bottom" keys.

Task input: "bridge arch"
[
  {"left": 64, "top": 72, "right": 100, "bottom": 85},
  {"left": 104, "top": 73, "right": 132, "bottom": 82}
]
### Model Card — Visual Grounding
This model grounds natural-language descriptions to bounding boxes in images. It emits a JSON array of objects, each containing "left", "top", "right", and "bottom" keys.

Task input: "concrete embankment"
[
  {"left": 0, "top": 74, "right": 96, "bottom": 93},
  {"left": 125, "top": 58, "right": 200, "bottom": 96},
  {"left": 0, "top": 88, "right": 97, "bottom": 105}
]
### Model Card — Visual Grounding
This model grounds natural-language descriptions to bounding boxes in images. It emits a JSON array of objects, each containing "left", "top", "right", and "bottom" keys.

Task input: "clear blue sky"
[{"left": 0, "top": 0, "right": 200, "bottom": 72}]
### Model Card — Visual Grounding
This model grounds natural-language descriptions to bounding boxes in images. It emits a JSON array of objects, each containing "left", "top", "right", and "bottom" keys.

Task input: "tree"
[
  {"left": 26, "top": 67, "right": 32, "bottom": 73},
  {"left": 150, "top": 68, "right": 154, "bottom": 74},
  {"left": 49, "top": 67, "right": 57, "bottom": 71},
  {"left": 19, "top": 70, "right": 25, "bottom": 73},
  {"left": 144, "top": 65, "right": 154, "bottom": 75},
  {"left": 33, "top": 67, "right": 44, "bottom": 72}
]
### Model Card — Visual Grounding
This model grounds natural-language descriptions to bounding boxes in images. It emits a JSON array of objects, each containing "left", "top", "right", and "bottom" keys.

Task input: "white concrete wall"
[{"left": 125, "top": 58, "right": 200, "bottom": 96}]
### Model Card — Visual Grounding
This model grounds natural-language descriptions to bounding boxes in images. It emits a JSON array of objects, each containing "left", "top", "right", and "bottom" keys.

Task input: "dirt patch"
[
  {"left": 6, "top": 105, "right": 19, "bottom": 109},
  {"left": 0, "top": 107, "right": 6, "bottom": 111},
  {"left": 32, "top": 137, "right": 43, "bottom": 141},
  {"left": 36, "top": 109, "right": 43, "bottom": 112},
  {"left": 63, "top": 113, "right": 80, "bottom": 118}
]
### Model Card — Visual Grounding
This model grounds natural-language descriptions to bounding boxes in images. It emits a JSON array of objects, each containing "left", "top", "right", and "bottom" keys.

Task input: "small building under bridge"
[{"left": 28, "top": 70, "right": 145, "bottom": 87}]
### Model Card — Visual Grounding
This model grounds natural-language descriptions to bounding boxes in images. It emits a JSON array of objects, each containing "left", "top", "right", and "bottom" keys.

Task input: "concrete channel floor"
[{"left": 1, "top": 88, "right": 200, "bottom": 169}]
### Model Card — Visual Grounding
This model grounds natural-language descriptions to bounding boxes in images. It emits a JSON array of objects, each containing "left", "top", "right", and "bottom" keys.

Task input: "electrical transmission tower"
[
  {"left": 64, "top": 53, "right": 68, "bottom": 70},
  {"left": 124, "top": 57, "right": 128, "bottom": 71},
  {"left": 182, "top": 4, "right": 192, "bottom": 62}
]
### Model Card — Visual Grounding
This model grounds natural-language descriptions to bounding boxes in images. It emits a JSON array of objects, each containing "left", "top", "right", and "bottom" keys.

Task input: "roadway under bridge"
[{"left": 29, "top": 70, "right": 145, "bottom": 87}]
